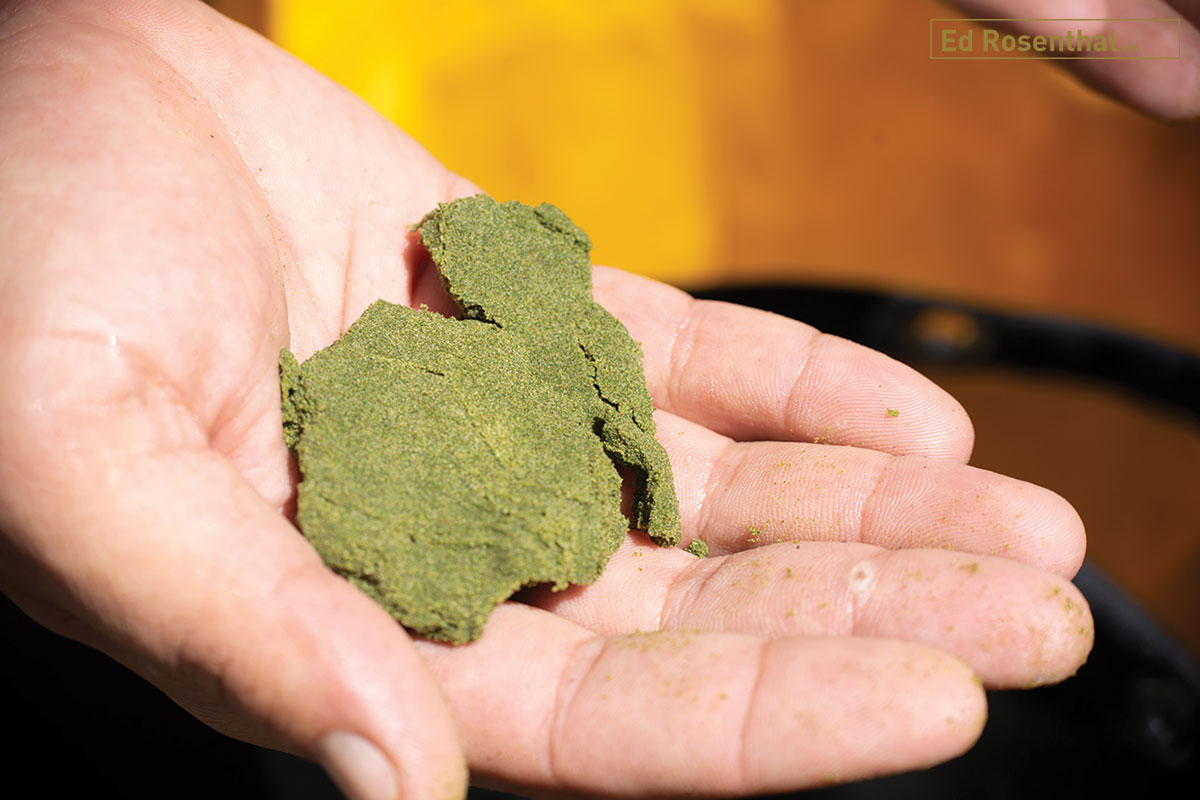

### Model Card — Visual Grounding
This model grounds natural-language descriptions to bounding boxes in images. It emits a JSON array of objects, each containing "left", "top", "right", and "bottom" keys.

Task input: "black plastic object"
[{"left": 696, "top": 285, "right": 1200, "bottom": 418}]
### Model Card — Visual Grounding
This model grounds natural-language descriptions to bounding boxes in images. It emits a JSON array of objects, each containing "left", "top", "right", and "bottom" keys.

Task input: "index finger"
[{"left": 594, "top": 267, "right": 974, "bottom": 461}]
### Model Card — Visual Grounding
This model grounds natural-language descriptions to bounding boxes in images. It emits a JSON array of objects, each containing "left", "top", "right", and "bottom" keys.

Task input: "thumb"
[{"left": 0, "top": 403, "right": 466, "bottom": 800}]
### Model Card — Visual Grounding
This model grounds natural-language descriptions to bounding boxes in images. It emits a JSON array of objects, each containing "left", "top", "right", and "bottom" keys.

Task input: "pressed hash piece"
[{"left": 282, "top": 195, "right": 680, "bottom": 643}]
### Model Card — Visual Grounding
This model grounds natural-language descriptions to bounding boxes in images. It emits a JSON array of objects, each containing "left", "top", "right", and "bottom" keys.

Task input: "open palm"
[{"left": 0, "top": 2, "right": 1092, "bottom": 799}]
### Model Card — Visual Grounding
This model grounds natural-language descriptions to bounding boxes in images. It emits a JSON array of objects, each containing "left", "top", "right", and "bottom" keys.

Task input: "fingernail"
[{"left": 317, "top": 731, "right": 398, "bottom": 800}]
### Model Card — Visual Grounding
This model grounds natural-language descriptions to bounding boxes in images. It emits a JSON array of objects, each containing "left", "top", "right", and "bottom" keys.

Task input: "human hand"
[
  {"left": 0, "top": 1, "right": 1091, "bottom": 798},
  {"left": 953, "top": 0, "right": 1200, "bottom": 119},
  {"left": 421, "top": 264, "right": 1092, "bottom": 794}
]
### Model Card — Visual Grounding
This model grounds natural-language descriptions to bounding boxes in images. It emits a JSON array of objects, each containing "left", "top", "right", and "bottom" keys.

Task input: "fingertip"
[
  {"left": 1043, "top": 487, "right": 1087, "bottom": 579},
  {"left": 793, "top": 335, "right": 976, "bottom": 462},
  {"left": 317, "top": 732, "right": 400, "bottom": 800},
  {"left": 982, "top": 477, "right": 1086, "bottom": 579},
  {"left": 1023, "top": 577, "right": 1095, "bottom": 690},
  {"left": 744, "top": 638, "right": 987, "bottom": 788},
  {"left": 939, "top": 388, "right": 976, "bottom": 464},
  {"left": 851, "top": 548, "right": 1094, "bottom": 690},
  {"left": 921, "top": 650, "right": 989, "bottom": 759},
  {"left": 318, "top": 730, "right": 469, "bottom": 800},
  {"left": 963, "top": 568, "right": 1094, "bottom": 691},
  {"left": 933, "top": 659, "right": 989, "bottom": 766},
  {"left": 864, "top": 458, "right": 1086, "bottom": 576}
]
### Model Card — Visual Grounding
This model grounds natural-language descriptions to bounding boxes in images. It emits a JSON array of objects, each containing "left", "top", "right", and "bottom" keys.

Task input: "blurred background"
[
  {"left": 225, "top": 0, "right": 1200, "bottom": 657},
  {"left": 8, "top": 1, "right": 1197, "bottom": 797}
]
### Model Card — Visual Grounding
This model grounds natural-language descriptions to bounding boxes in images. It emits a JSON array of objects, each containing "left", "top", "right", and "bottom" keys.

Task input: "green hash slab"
[{"left": 282, "top": 195, "right": 681, "bottom": 643}]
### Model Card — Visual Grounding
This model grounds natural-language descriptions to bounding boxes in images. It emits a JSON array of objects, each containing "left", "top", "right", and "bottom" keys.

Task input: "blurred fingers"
[{"left": 954, "top": 0, "right": 1200, "bottom": 120}]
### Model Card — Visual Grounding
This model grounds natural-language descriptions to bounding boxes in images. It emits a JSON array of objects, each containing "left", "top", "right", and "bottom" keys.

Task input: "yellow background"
[
  {"left": 272, "top": 0, "right": 1200, "bottom": 351},
  {"left": 216, "top": 0, "right": 1200, "bottom": 655}
]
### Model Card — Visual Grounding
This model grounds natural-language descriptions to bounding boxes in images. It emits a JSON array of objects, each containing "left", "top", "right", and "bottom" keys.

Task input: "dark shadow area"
[{"left": 0, "top": 590, "right": 339, "bottom": 799}]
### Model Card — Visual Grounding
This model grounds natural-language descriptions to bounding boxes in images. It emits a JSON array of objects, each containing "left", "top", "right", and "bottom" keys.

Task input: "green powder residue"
[
  {"left": 282, "top": 195, "right": 681, "bottom": 643},
  {"left": 685, "top": 538, "right": 708, "bottom": 558},
  {"left": 885, "top": 408, "right": 900, "bottom": 418}
]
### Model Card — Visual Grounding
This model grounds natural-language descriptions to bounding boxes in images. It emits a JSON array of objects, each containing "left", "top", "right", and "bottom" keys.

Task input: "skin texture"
[
  {"left": 284, "top": 196, "right": 680, "bottom": 643},
  {"left": 0, "top": 1, "right": 1102, "bottom": 798}
]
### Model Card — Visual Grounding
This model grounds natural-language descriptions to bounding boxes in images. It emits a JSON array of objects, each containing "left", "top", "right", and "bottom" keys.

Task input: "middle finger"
[{"left": 659, "top": 410, "right": 1085, "bottom": 578}]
